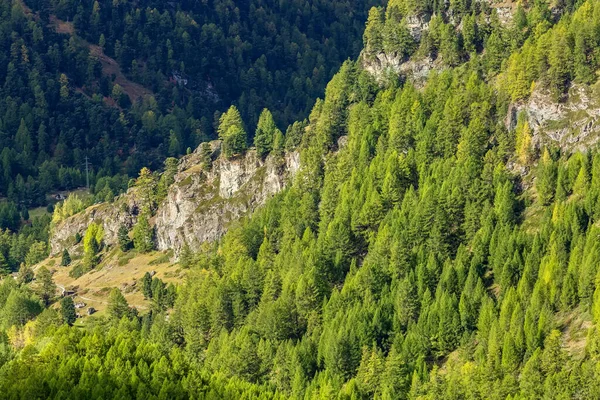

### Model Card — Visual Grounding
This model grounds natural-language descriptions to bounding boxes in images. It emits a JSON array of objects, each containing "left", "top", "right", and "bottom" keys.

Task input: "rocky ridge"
[{"left": 49, "top": 142, "right": 300, "bottom": 257}]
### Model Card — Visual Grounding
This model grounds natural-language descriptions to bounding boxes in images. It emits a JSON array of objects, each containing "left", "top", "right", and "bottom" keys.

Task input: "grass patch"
[
  {"left": 95, "top": 287, "right": 111, "bottom": 297},
  {"left": 69, "top": 263, "right": 92, "bottom": 279},
  {"left": 178, "top": 175, "right": 193, "bottom": 187},
  {"left": 163, "top": 270, "right": 180, "bottom": 279},
  {"left": 149, "top": 251, "right": 173, "bottom": 266},
  {"left": 118, "top": 251, "right": 136, "bottom": 266},
  {"left": 28, "top": 207, "right": 50, "bottom": 220}
]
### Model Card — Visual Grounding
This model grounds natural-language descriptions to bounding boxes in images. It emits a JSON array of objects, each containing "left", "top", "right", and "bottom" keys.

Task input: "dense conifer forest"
[
  {"left": 0, "top": 0, "right": 377, "bottom": 206},
  {"left": 3, "top": 0, "right": 600, "bottom": 398}
]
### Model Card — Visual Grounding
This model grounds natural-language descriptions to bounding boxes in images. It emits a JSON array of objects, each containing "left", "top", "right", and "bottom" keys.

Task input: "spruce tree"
[
  {"left": 200, "top": 142, "right": 213, "bottom": 171},
  {"left": 60, "top": 296, "right": 76, "bottom": 325},
  {"left": 61, "top": 248, "right": 71, "bottom": 266},
  {"left": 142, "top": 272, "right": 153, "bottom": 299},
  {"left": 254, "top": 108, "right": 279, "bottom": 158},
  {"left": 118, "top": 225, "right": 132, "bottom": 252}
]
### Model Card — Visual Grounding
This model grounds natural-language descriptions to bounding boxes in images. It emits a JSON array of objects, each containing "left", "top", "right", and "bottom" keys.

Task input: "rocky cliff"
[
  {"left": 49, "top": 142, "right": 300, "bottom": 257},
  {"left": 154, "top": 144, "right": 300, "bottom": 254},
  {"left": 507, "top": 84, "right": 600, "bottom": 153},
  {"left": 49, "top": 190, "right": 143, "bottom": 257},
  {"left": 360, "top": 3, "right": 520, "bottom": 85},
  {"left": 362, "top": 52, "right": 437, "bottom": 88}
]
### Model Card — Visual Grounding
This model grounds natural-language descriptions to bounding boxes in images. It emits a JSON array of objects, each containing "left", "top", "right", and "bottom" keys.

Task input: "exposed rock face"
[
  {"left": 362, "top": 5, "right": 523, "bottom": 84},
  {"left": 155, "top": 143, "right": 300, "bottom": 254},
  {"left": 508, "top": 85, "right": 600, "bottom": 152},
  {"left": 50, "top": 191, "right": 142, "bottom": 256},
  {"left": 362, "top": 52, "right": 436, "bottom": 87},
  {"left": 49, "top": 141, "right": 300, "bottom": 257},
  {"left": 362, "top": 52, "right": 404, "bottom": 79},
  {"left": 405, "top": 14, "right": 429, "bottom": 41}
]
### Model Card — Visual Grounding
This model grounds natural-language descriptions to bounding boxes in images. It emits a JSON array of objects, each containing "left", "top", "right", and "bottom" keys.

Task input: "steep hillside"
[
  {"left": 49, "top": 140, "right": 300, "bottom": 257},
  {"left": 0, "top": 0, "right": 380, "bottom": 235},
  {"left": 6, "top": 0, "right": 600, "bottom": 399}
]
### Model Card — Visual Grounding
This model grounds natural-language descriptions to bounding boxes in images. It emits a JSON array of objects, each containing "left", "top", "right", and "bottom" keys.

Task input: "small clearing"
[
  {"left": 42, "top": 251, "right": 185, "bottom": 320},
  {"left": 47, "top": 14, "right": 152, "bottom": 103},
  {"left": 48, "top": 15, "right": 74, "bottom": 35},
  {"left": 557, "top": 308, "right": 593, "bottom": 359},
  {"left": 88, "top": 44, "right": 153, "bottom": 102}
]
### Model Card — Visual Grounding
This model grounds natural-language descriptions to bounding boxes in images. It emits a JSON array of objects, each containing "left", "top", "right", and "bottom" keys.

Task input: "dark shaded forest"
[{"left": 0, "top": 0, "right": 378, "bottom": 206}]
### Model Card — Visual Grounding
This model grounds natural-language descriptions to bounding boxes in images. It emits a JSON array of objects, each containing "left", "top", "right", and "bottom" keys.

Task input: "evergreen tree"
[
  {"left": 107, "top": 288, "right": 129, "bottom": 320},
  {"left": 254, "top": 108, "right": 280, "bottom": 158},
  {"left": 15, "top": 119, "right": 32, "bottom": 154},
  {"left": 142, "top": 272, "right": 153, "bottom": 299},
  {"left": 135, "top": 167, "right": 157, "bottom": 208},
  {"left": 17, "top": 263, "right": 34, "bottom": 284},
  {"left": 36, "top": 266, "right": 56, "bottom": 306},
  {"left": 60, "top": 296, "right": 76, "bottom": 325},
  {"left": 61, "top": 248, "right": 71, "bottom": 266},
  {"left": 515, "top": 114, "right": 533, "bottom": 164},
  {"left": 363, "top": 7, "right": 385, "bottom": 56},
  {"left": 117, "top": 225, "right": 132, "bottom": 252},
  {"left": 133, "top": 210, "right": 154, "bottom": 253},
  {"left": 25, "top": 242, "right": 47, "bottom": 266},
  {"left": 0, "top": 253, "right": 11, "bottom": 276},
  {"left": 179, "top": 243, "right": 194, "bottom": 268},
  {"left": 536, "top": 148, "right": 557, "bottom": 205},
  {"left": 218, "top": 106, "right": 247, "bottom": 158},
  {"left": 82, "top": 223, "right": 103, "bottom": 270},
  {"left": 200, "top": 143, "right": 213, "bottom": 171},
  {"left": 272, "top": 128, "right": 285, "bottom": 157}
]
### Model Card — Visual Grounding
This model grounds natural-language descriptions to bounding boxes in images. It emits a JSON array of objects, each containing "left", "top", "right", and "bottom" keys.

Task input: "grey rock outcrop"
[
  {"left": 362, "top": 52, "right": 436, "bottom": 87},
  {"left": 49, "top": 191, "right": 142, "bottom": 256},
  {"left": 155, "top": 143, "right": 300, "bottom": 254},
  {"left": 49, "top": 141, "right": 300, "bottom": 257},
  {"left": 508, "top": 85, "right": 600, "bottom": 153}
]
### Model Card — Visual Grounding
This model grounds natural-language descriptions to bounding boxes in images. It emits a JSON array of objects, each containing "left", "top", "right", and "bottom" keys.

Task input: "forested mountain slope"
[
  {"left": 0, "top": 0, "right": 379, "bottom": 278},
  {"left": 4, "top": 0, "right": 600, "bottom": 399},
  {"left": 0, "top": 0, "right": 378, "bottom": 208}
]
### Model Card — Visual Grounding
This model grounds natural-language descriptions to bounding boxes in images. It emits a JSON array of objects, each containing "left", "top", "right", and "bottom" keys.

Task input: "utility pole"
[{"left": 84, "top": 156, "right": 90, "bottom": 191}]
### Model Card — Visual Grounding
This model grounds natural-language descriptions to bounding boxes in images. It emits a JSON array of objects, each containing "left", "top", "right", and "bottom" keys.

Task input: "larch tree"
[
  {"left": 254, "top": 108, "right": 280, "bottom": 158},
  {"left": 218, "top": 106, "right": 247, "bottom": 158}
]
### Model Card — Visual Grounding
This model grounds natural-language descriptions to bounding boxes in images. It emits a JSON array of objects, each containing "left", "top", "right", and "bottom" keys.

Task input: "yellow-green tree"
[
  {"left": 218, "top": 106, "right": 247, "bottom": 158},
  {"left": 83, "top": 222, "right": 104, "bottom": 269}
]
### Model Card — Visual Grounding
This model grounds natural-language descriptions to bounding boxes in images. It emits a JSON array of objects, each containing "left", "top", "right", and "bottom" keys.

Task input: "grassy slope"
[{"left": 38, "top": 250, "right": 185, "bottom": 321}]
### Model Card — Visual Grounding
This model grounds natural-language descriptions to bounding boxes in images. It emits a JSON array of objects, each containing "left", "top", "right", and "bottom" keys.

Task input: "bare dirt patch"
[
  {"left": 558, "top": 308, "right": 593, "bottom": 359},
  {"left": 49, "top": 15, "right": 74, "bottom": 35},
  {"left": 88, "top": 44, "right": 153, "bottom": 103},
  {"left": 45, "top": 14, "right": 153, "bottom": 103}
]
